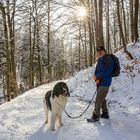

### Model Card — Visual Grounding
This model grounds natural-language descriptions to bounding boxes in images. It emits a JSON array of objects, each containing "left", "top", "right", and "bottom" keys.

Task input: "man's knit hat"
[{"left": 96, "top": 46, "right": 106, "bottom": 52}]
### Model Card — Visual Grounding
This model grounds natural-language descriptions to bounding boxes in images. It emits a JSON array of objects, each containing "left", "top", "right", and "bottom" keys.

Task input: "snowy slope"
[{"left": 0, "top": 43, "right": 140, "bottom": 140}]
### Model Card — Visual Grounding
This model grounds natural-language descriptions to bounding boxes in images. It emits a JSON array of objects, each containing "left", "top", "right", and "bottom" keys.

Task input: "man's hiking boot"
[
  {"left": 100, "top": 111, "right": 109, "bottom": 119},
  {"left": 87, "top": 114, "right": 99, "bottom": 122}
]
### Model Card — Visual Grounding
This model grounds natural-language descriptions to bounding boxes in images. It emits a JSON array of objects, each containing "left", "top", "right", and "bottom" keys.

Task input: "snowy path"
[
  {"left": 1, "top": 43, "right": 140, "bottom": 140},
  {"left": 0, "top": 76, "right": 140, "bottom": 140}
]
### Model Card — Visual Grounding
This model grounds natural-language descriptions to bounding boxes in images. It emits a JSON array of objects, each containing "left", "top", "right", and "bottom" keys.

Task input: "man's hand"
[
  {"left": 92, "top": 75, "right": 100, "bottom": 84},
  {"left": 92, "top": 75, "right": 97, "bottom": 80},
  {"left": 95, "top": 79, "right": 100, "bottom": 84}
]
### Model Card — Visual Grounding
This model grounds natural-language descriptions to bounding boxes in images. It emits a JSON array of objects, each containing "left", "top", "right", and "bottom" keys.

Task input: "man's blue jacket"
[{"left": 95, "top": 55, "right": 114, "bottom": 87}]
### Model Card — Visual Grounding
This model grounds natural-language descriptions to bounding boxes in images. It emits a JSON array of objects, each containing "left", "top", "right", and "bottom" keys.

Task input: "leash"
[{"left": 65, "top": 90, "right": 97, "bottom": 119}]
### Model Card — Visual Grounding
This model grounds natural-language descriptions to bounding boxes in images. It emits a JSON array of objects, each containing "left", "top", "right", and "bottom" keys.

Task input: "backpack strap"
[{"left": 103, "top": 54, "right": 112, "bottom": 68}]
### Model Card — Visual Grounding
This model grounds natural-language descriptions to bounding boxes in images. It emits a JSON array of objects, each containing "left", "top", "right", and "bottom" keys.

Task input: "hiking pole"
[{"left": 65, "top": 90, "right": 97, "bottom": 119}]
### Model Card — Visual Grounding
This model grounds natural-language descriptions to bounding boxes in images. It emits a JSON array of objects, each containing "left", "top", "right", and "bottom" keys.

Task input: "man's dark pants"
[{"left": 94, "top": 86, "right": 109, "bottom": 117}]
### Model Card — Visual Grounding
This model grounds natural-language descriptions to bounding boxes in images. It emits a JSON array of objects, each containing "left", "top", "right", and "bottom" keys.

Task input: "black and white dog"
[{"left": 44, "top": 82, "right": 70, "bottom": 131}]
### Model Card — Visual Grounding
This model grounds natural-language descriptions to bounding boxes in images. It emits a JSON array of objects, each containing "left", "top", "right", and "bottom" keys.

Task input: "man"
[{"left": 87, "top": 46, "right": 114, "bottom": 122}]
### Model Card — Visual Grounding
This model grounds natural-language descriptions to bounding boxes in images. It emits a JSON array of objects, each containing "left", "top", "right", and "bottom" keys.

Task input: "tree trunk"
[
  {"left": 36, "top": 25, "right": 42, "bottom": 84},
  {"left": 98, "top": 0, "right": 104, "bottom": 47},
  {"left": 47, "top": 0, "right": 52, "bottom": 80},
  {"left": 106, "top": 0, "right": 110, "bottom": 53},
  {"left": 121, "top": 0, "right": 128, "bottom": 44},
  {"left": 84, "top": 21, "right": 88, "bottom": 67},
  {"left": 29, "top": 4, "right": 34, "bottom": 88},
  {"left": 34, "top": 0, "right": 42, "bottom": 84},
  {"left": 91, "top": 0, "right": 96, "bottom": 63},
  {"left": 134, "top": 0, "right": 139, "bottom": 41},
  {"left": 94, "top": 0, "right": 104, "bottom": 47},
  {"left": 129, "top": 0, "right": 134, "bottom": 41},
  {"left": 116, "top": 0, "right": 133, "bottom": 59},
  {"left": 0, "top": 2, "right": 11, "bottom": 101},
  {"left": 78, "top": 22, "right": 81, "bottom": 70},
  {"left": 88, "top": 2, "right": 93, "bottom": 66},
  {"left": 94, "top": 0, "right": 99, "bottom": 48},
  {"left": 7, "top": 0, "right": 19, "bottom": 97}
]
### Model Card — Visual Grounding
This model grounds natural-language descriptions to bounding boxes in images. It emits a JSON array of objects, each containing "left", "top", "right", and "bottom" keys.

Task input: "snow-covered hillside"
[{"left": 0, "top": 42, "right": 140, "bottom": 140}]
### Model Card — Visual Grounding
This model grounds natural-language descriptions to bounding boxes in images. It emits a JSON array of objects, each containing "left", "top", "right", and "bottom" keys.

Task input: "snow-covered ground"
[{"left": 0, "top": 42, "right": 140, "bottom": 140}]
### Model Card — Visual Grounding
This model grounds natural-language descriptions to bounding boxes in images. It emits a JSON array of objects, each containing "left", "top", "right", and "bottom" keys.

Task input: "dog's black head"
[{"left": 52, "top": 82, "right": 70, "bottom": 98}]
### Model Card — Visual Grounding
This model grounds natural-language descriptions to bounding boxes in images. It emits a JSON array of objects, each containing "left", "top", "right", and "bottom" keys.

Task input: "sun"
[{"left": 76, "top": 6, "right": 87, "bottom": 20}]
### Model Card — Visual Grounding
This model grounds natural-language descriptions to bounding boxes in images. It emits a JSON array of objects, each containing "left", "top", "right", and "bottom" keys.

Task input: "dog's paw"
[
  {"left": 48, "top": 127, "right": 55, "bottom": 131},
  {"left": 59, "top": 123, "right": 64, "bottom": 127}
]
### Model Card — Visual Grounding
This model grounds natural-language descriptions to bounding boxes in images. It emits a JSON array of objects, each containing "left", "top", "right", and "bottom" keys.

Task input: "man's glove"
[
  {"left": 92, "top": 75, "right": 100, "bottom": 84},
  {"left": 95, "top": 79, "right": 100, "bottom": 84}
]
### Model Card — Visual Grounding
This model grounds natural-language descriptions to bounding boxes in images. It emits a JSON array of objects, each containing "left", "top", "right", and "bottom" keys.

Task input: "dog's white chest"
[{"left": 51, "top": 96, "right": 68, "bottom": 113}]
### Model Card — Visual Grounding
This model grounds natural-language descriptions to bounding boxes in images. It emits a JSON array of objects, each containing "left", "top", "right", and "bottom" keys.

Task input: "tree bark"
[
  {"left": 134, "top": 0, "right": 139, "bottom": 41},
  {"left": 106, "top": 0, "right": 110, "bottom": 53},
  {"left": 129, "top": 0, "right": 134, "bottom": 41},
  {"left": 121, "top": 0, "right": 128, "bottom": 44},
  {"left": 0, "top": 2, "right": 11, "bottom": 101},
  {"left": 88, "top": 0, "right": 93, "bottom": 66},
  {"left": 47, "top": 0, "right": 52, "bottom": 80},
  {"left": 29, "top": 4, "right": 34, "bottom": 88},
  {"left": 94, "top": 0, "right": 104, "bottom": 47},
  {"left": 84, "top": 21, "right": 88, "bottom": 67},
  {"left": 7, "top": 0, "right": 19, "bottom": 97},
  {"left": 98, "top": 0, "right": 104, "bottom": 47},
  {"left": 94, "top": 0, "right": 99, "bottom": 48},
  {"left": 78, "top": 22, "right": 81, "bottom": 70}
]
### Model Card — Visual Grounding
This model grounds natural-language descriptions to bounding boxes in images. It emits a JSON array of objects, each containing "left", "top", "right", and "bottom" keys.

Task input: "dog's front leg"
[
  {"left": 44, "top": 100, "right": 48, "bottom": 123},
  {"left": 48, "top": 112, "right": 56, "bottom": 131},
  {"left": 58, "top": 113, "right": 63, "bottom": 127}
]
